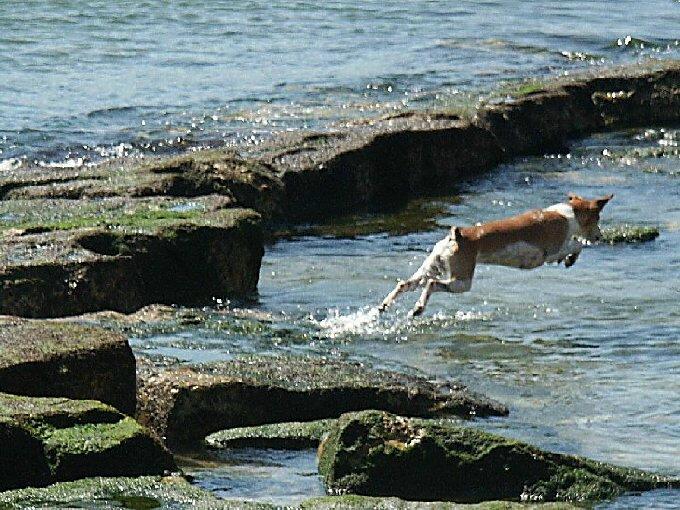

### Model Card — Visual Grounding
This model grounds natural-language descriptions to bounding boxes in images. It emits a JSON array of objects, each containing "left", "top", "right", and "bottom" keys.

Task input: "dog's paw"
[
  {"left": 564, "top": 253, "right": 578, "bottom": 268},
  {"left": 377, "top": 303, "right": 388, "bottom": 313},
  {"left": 409, "top": 304, "right": 424, "bottom": 317}
]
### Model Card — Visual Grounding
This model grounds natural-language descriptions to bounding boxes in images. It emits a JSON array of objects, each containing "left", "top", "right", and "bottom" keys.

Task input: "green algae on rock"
[
  {"left": 300, "top": 495, "right": 580, "bottom": 509},
  {"left": 0, "top": 208, "right": 263, "bottom": 318},
  {"left": 206, "top": 418, "right": 336, "bottom": 450},
  {"left": 0, "top": 319, "right": 136, "bottom": 414},
  {"left": 0, "top": 150, "right": 283, "bottom": 219},
  {"left": 318, "top": 411, "right": 679, "bottom": 503},
  {"left": 0, "top": 475, "right": 275, "bottom": 509},
  {"left": 0, "top": 393, "right": 176, "bottom": 491},
  {"left": 137, "top": 356, "right": 507, "bottom": 447},
  {"left": 601, "top": 225, "right": 660, "bottom": 244},
  {"left": 475, "top": 61, "right": 680, "bottom": 156}
]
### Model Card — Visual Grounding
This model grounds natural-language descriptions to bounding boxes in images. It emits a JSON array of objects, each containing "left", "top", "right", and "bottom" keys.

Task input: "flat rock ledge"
[
  {"left": 0, "top": 208, "right": 263, "bottom": 318},
  {"left": 318, "top": 411, "right": 679, "bottom": 504},
  {"left": 0, "top": 393, "right": 176, "bottom": 491},
  {"left": 0, "top": 475, "right": 271, "bottom": 509},
  {"left": 0, "top": 318, "right": 135, "bottom": 414},
  {"left": 0, "top": 61, "right": 677, "bottom": 317},
  {"left": 0, "top": 476, "right": 581, "bottom": 509},
  {"left": 299, "top": 496, "right": 580, "bottom": 509},
  {"left": 137, "top": 356, "right": 507, "bottom": 447},
  {"left": 206, "top": 418, "right": 337, "bottom": 450}
]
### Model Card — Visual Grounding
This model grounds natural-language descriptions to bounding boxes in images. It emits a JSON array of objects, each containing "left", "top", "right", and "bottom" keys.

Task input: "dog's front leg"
[
  {"left": 563, "top": 240, "right": 583, "bottom": 268},
  {"left": 410, "top": 278, "right": 472, "bottom": 317}
]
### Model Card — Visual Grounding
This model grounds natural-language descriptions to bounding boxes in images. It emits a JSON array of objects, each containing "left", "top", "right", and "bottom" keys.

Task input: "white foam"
[
  {"left": 314, "top": 306, "right": 386, "bottom": 339},
  {"left": 312, "top": 305, "right": 490, "bottom": 339},
  {"left": 38, "top": 157, "right": 85, "bottom": 169},
  {"left": 0, "top": 158, "right": 22, "bottom": 172}
]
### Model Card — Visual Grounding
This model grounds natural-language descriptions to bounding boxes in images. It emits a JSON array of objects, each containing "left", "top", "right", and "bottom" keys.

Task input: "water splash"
[
  {"left": 312, "top": 306, "right": 391, "bottom": 339},
  {"left": 311, "top": 305, "right": 490, "bottom": 340}
]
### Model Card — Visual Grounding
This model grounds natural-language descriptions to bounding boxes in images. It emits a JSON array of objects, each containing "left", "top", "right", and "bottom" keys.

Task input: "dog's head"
[{"left": 568, "top": 193, "right": 614, "bottom": 243}]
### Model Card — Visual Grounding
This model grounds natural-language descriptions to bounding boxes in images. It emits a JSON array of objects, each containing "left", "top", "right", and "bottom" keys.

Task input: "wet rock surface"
[
  {"left": 318, "top": 411, "right": 679, "bottom": 503},
  {"left": 0, "top": 207, "right": 263, "bottom": 318},
  {"left": 0, "top": 476, "right": 582, "bottom": 509},
  {"left": 601, "top": 224, "right": 660, "bottom": 244},
  {"left": 137, "top": 356, "right": 507, "bottom": 447},
  {"left": 0, "top": 475, "right": 274, "bottom": 509},
  {"left": 0, "top": 393, "right": 176, "bottom": 491},
  {"left": 206, "top": 418, "right": 336, "bottom": 450},
  {"left": 0, "top": 319, "right": 136, "bottom": 414},
  {"left": 475, "top": 62, "right": 680, "bottom": 156},
  {"left": 299, "top": 496, "right": 579, "bottom": 509}
]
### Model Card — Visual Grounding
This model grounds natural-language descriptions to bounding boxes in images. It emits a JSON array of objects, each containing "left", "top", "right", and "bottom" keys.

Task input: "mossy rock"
[
  {"left": 0, "top": 393, "right": 176, "bottom": 491},
  {"left": 0, "top": 150, "right": 283, "bottom": 220},
  {"left": 0, "top": 208, "right": 263, "bottom": 318},
  {"left": 137, "top": 355, "right": 507, "bottom": 447},
  {"left": 0, "top": 319, "right": 136, "bottom": 414},
  {"left": 0, "top": 475, "right": 275, "bottom": 509},
  {"left": 601, "top": 225, "right": 660, "bottom": 244},
  {"left": 300, "top": 495, "right": 580, "bottom": 509},
  {"left": 206, "top": 418, "right": 336, "bottom": 450},
  {"left": 318, "top": 411, "right": 679, "bottom": 503}
]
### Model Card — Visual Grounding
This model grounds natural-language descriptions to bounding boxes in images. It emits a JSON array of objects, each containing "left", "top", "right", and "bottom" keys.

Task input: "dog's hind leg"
[
  {"left": 378, "top": 277, "right": 420, "bottom": 312},
  {"left": 410, "top": 278, "right": 472, "bottom": 317},
  {"left": 379, "top": 234, "right": 453, "bottom": 312}
]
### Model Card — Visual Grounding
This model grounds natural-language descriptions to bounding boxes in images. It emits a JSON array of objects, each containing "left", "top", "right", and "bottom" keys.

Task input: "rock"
[
  {"left": 137, "top": 356, "right": 507, "bottom": 447},
  {"left": 0, "top": 475, "right": 273, "bottom": 509},
  {"left": 300, "top": 495, "right": 580, "bottom": 509},
  {"left": 206, "top": 418, "right": 336, "bottom": 450},
  {"left": 475, "top": 61, "right": 680, "bottom": 156},
  {"left": 601, "top": 225, "right": 660, "bottom": 244},
  {"left": 318, "top": 411, "right": 679, "bottom": 503},
  {"left": 0, "top": 393, "right": 176, "bottom": 490},
  {"left": 0, "top": 208, "right": 263, "bottom": 318},
  {"left": 261, "top": 122, "right": 503, "bottom": 222},
  {"left": 0, "top": 151, "right": 283, "bottom": 220},
  {"left": 0, "top": 319, "right": 135, "bottom": 414}
]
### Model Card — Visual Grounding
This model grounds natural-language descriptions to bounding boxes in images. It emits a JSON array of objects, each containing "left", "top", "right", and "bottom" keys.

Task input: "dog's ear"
[
  {"left": 595, "top": 193, "right": 614, "bottom": 210},
  {"left": 453, "top": 227, "right": 464, "bottom": 243}
]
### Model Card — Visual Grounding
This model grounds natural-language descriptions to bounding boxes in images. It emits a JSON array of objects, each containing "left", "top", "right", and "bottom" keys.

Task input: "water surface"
[{"left": 2, "top": 0, "right": 679, "bottom": 166}]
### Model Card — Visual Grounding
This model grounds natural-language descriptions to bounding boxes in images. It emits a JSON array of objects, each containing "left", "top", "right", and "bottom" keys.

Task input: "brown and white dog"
[{"left": 378, "top": 193, "right": 613, "bottom": 316}]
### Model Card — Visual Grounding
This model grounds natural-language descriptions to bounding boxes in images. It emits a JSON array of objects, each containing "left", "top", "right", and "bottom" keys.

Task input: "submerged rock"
[
  {"left": 601, "top": 225, "right": 660, "bottom": 244},
  {"left": 206, "top": 418, "right": 336, "bottom": 450},
  {"left": 318, "top": 411, "right": 679, "bottom": 503},
  {"left": 0, "top": 319, "right": 135, "bottom": 414},
  {"left": 0, "top": 475, "right": 274, "bottom": 509},
  {"left": 0, "top": 393, "right": 176, "bottom": 491},
  {"left": 137, "top": 356, "right": 507, "bottom": 447},
  {"left": 0, "top": 208, "right": 263, "bottom": 318}
]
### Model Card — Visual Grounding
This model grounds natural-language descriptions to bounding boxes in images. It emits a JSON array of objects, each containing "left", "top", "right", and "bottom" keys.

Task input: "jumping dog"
[{"left": 378, "top": 193, "right": 613, "bottom": 316}]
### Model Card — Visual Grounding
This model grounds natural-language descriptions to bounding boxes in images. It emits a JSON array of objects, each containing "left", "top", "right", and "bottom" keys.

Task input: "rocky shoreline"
[{"left": 0, "top": 61, "right": 678, "bottom": 507}]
